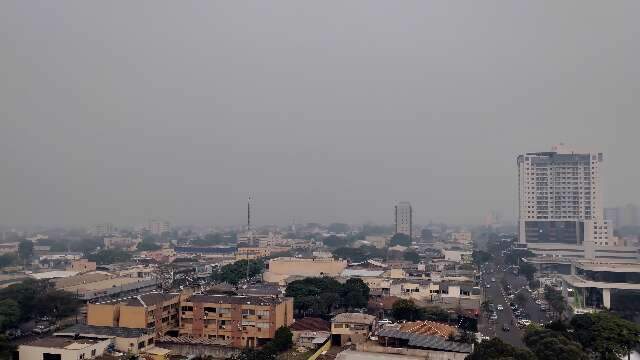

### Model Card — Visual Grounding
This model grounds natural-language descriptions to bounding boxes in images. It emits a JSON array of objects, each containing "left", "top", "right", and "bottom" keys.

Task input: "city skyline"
[{"left": 1, "top": 2, "right": 639, "bottom": 227}]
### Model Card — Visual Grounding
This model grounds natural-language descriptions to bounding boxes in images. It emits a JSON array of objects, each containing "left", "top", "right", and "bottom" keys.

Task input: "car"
[
  {"left": 497, "top": 305, "right": 504, "bottom": 311},
  {"left": 491, "top": 277, "right": 496, "bottom": 282},
  {"left": 502, "top": 324, "right": 510, "bottom": 332},
  {"left": 378, "top": 319, "right": 392, "bottom": 325},
  {"left": 486, "top": 284, "right": 491, "bottom": 288}
]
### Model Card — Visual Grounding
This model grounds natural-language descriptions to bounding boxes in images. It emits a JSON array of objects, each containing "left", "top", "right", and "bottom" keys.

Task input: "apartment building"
[
  {"left": 517, "top": 145, "right": 637, "bottom": 260},
  {"left": 178, "top": 294, "right": 294, "bottom": 348},
  {"left": 87, "top": 292, "right": 181, "bottom": 335},
  {"left": 263, "top": 257, "right": 347, "bottom": 284},
  {"left": 236, "top": 246, "right": 271, "bottom": 261},
  {"left": 395, "top": 202, "right": 413, "bottom": 238}
]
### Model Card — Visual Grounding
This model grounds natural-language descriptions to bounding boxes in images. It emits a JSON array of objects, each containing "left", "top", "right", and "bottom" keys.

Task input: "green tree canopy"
[
  {"left": 0, "top": 253, "right": 18, "bottom": 268},
  {"left": 390, "top": 233, "right": 411, "bottom": 247},
  {"left": 137, "top": 239, "right": 161, "bottom": 251},
  {"left": 403, "top": 250, "right": 420, "bottom": 264},
  {"left": 570, "top": 312, "right": 640, "bottom": 360},
  {"left": 285, "top": 277, "right": 369, "bottom": 315},
  {"left": 211, "top": 259, "right": 264, "bottom": 285},
  {"left": 323, "top": 235, "right": 344, "bottom": 248},
  {"left": 0, "top": 299, "right": 21, "bottom": 331},
  {"left": 524, "top": 327, "right": 587, "bottom": 360},
  {"left": 86, "top": 249, "right": 132, "bottom": 265},
  {"left": 519, "top": 262, "right": 537, "bottom": 281},
  {"left": 471, "top": 250, "right": 492, "bottom": 266},
  {"left": 327, "top": 223, "right": 350, "bottom": 234},
  {"left": 18, "top": 240, "right": 34, "bottom": 262},
  {"left": 465, "top": 338, "right": 536, "bottom": 360}
]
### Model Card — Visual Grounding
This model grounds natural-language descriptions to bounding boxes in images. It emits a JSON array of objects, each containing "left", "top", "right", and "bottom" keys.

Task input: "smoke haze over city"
[{"left": 1, "top": 1, "right": 639, "bottom": 227}]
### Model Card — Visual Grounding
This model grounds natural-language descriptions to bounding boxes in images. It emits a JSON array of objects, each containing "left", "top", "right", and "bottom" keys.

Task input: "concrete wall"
[
  {"left": 119, "top": 305, "right": 147, "bottom": 328},
  {"left": 87, "top": 303, "right": 118, "bottom": 327},
  {"left": 356, "top": 342, "right": 469, "bottom": 360},
  {"left": 267, "top": 258, "right": 347, "bottom": 277}
]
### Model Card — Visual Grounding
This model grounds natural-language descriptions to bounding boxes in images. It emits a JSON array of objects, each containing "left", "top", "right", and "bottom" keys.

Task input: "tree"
[
  {"left": 515, "top": 291, "right": 529, "bottom": 307},
  {"left": 137, "top": 239, "right": 161, "bottom": 251},
  {"left": 323, "top": 235, "right": 343, "bottom": 248},
  {"left": 266, "top": 326, "right": 293, "bottom": 353},
  {"left": 524, "top": 328, "right": 587, "bottom": 360},
  {"left": 465, "top": 338, "right": 536, "bottom": 360},
  {"left": 0, "top": 299, "right": 20, "bottom": 330},
  {"left": 340, "top": 278, "right": 370, "bottom": 309},
  {"left": 519, "top": 262, "right": 537, "bottom": 281},
  {"left": 332, "top": 247, "right": 367, "bottom": 262},
  {"left": 211, "top": 259, "right": 264, "bottom": 285},
  {"left": 570, "top": 312, "right": 640, "bottom": 360},
  {"left": 390, "top": 233, "right": 411, "bottom": 247},
  {"left": 544, "top": 286, "right": 567, "bottom": 320},
  {"left": 471, "top": 250, "right": 492, "bottom": 267},
  {"left": 0, "top": 253, "right": 18, "bottom": 268},
  {"left": 421, "top": 229, "right": 434, "bottom": 242},
  {"left": 18, "top": 240, "right": 34, "bottom": 263},
  {"left": 327, "top": 223, "right": 350, "bottom": 234},
  {"left": 403, "top": 250, "right": 420, "bottom": 264},
  {"left": 86, "top": 249, "right": 132, "bottom": 265},
  {"left": 391, "top": 299, "right": 423, "bottom": 321},
  {"left": 0, "top": 336, "right": 15, "bottom": 360}
]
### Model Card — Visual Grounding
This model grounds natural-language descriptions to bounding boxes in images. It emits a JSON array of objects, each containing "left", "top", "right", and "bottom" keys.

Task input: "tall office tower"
[
  {"left": 149, "top": 220, "right": 170, "bottom": 235},
  {"left": 395, "top": 201, "right": 413, "bottom": 238},
  {"left": 94, "top": 223, "right": 115, "bottom": 237},
  {"left": 516, "top": 144, "right": 620, "bottom": 259}
]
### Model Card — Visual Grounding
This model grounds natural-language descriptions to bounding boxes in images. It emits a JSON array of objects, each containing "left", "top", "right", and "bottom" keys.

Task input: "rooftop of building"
[
  {"left": 30, "top": 270, "right": 79, "bottom": 280},
  {"left": 340, "top": 269, "right": 385, "bottom": 278},
  {"left": 290, "top": 317, "right": 331, "bottom": 332},
  {"left": 62, "top": 276, "right": 152, "bottom": 293},
  {"left": 332, "top": 313, "right": 376, "bottom": 325},
  {"left": 397, "top": 320, "right": 457, "bottom": 338},
  {"left": 56, "top": 324, "right": 150, "bottom": 338},
  {"left": 22, "top": 336, "right": 106, "bottom": 349},
  {"left": 95, "top": 292, "right": 180, "bottom": 306},
  {"left": 188, "top": 294, "right": 286, "bottom": 306},
  {"left": 269, "top": 257, "right": 346, "bottom": 263},
  {"left": 54, "top": 272, "right": 113, "bottom": 288}
]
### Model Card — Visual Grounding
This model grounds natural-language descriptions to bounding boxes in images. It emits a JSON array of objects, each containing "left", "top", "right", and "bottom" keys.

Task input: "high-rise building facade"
[
  {"left": 395, "top": 202, "right": 412, "bottom": 238},
  {"left": 94, "top": 223, "right": 115, "bottom": 237},
  {"left": 149, "top": 220, "right": 170, "bottom": 235},
  {"left": 517, "top": 145, "right": 636, "bottom": 260}
]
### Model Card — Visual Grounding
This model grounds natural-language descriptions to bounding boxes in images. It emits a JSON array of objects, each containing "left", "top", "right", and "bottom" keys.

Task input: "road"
[{"left": 478, "top": 264, "right": 550, "bottom": 348}]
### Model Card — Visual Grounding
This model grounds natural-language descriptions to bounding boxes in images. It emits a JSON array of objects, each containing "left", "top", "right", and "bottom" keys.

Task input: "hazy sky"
[{"left": 1, "top": 1, "right": 639, "bottom": 227}]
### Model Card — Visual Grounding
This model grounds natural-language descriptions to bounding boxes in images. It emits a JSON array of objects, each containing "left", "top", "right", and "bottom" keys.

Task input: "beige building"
[
  {"left": 331, "top": 313, "right": 377, "bottom": 345},
  {"left": 55, "top": 324, "right": 158, "bottom": 355},
  {"left": 178, "top": 294, "right": 294, "bottom": 348},
  {"left": 365, "top": 235, "right": 390, "bottom": 249},
  {"left": 236, "top": 246, "right": 271, "bottom": 261},
  {"left": 450, "top": 231, "right": 472, "bottom": 244},
  {"left": 264, "top": 257, "right": 348, "bottom": 284},
  {"left": 0, "top": 242, "right": 19, "bottom": 255},
  {"left": 19, "top": 336, "right": 112, "bottom": 360},
  {"left": 87, "top": 292, "right": 181, "bottom": 335},
  {"left": 104, "top": 237, "right": 141, "bottom": 251},
  {"left": 67, "top": 259, "right": 97, "bottom": 273}
]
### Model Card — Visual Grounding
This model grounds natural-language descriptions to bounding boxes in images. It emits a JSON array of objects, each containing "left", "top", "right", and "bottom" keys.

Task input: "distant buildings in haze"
[{"left": 394, "top": 201, "right": 412, "bottom": 238}]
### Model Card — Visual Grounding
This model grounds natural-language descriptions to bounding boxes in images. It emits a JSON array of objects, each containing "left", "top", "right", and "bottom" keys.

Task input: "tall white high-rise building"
[
  {"left": 94, "top": 223, "right": 115, "bottom": 237},
  {"left": 395, "top": 202, "right": 412, "bottom": 238},
  {"left": 148, "top": 220, "right": 170, "bottom": 235},
  {"left": 517, "top": 144, "right": 636, "bottom": 260}
]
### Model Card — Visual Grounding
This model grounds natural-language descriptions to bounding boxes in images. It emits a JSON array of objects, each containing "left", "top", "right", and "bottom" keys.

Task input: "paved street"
[{"left": 478, "top": 264, "right": 550, "bottom": 348}]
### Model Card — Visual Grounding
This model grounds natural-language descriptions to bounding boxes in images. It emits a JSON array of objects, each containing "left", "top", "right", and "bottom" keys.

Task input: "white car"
[{"left": 497, "top": 305, "right": 504, "bottom": 311}]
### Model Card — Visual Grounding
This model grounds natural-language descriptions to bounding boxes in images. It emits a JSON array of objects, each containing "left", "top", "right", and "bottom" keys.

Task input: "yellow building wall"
[
  {"left": 119, "top": 305, "right": 148, "bottom": 328},
  {"left": 87, "top": 303, "right": 119, "bottom": 327}
]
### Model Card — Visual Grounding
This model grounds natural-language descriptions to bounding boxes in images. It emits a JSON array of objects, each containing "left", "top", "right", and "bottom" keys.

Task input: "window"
[
  {"left": 138, "top": 341, "right": 145, "bottom": 349},
  {"left": 79, "top": 354, "right": 85, "bottom": 360},
  {"left": 91, "top": 349, "right": 96, "bottom": 356},
  {"left": 148, "top": 338, "right": 154, "bottom": 345},
  {"left": 181, "top": 306, "right": 193, "bottom": 312}
]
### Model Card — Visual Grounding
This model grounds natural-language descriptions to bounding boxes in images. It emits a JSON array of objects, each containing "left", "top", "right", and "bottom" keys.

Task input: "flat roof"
[
  {"left": 188, "top": 294, "right": 285, "bottom": 306},
  {"left": 574, "top": 262, "right": 640, "bottom": 273},
  {"left": 332, "top": 313, "right": 376, "bottom": 325},
  {"left": 23, "top": 336, "right": 107, "bottom": 349},
  {"left": 30, "top": 271, "right": 78, "bottom": 280},
  {"left": 63, "top": 277, "right": 149, "bottom": 292},
  {"left": 561, "top": 275, "right": 640, "bottom": 290},
  {"left": 56, "top": 324, "right": 149, "bottom": 338}
]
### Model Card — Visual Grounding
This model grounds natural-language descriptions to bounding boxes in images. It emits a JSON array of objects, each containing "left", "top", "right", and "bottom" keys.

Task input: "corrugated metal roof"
[{"left": 377, "top": 329, "right": 472, "bottom": 353}]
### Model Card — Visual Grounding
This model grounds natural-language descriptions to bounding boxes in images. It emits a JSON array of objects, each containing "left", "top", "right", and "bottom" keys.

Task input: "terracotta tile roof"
[{"left": 290, "top": 318, "right": 330, "bottom": 332}]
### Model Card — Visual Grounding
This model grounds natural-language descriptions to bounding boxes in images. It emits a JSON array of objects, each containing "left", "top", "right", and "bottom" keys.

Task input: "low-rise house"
[
  {"left": 331, "top": 313, "right": 377, "bottom": 345},
  {"left": 55, "top": 324, "right": 157, "bottom": 354},
  {"left": 19, "top": 336, "right": 112, "bottom": 360},
  {"left": 290, "top": 317, "right": 331, "bottom": 348},
  {"left": 67, "top": 259, "right": 97, "bottom": 273}
]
